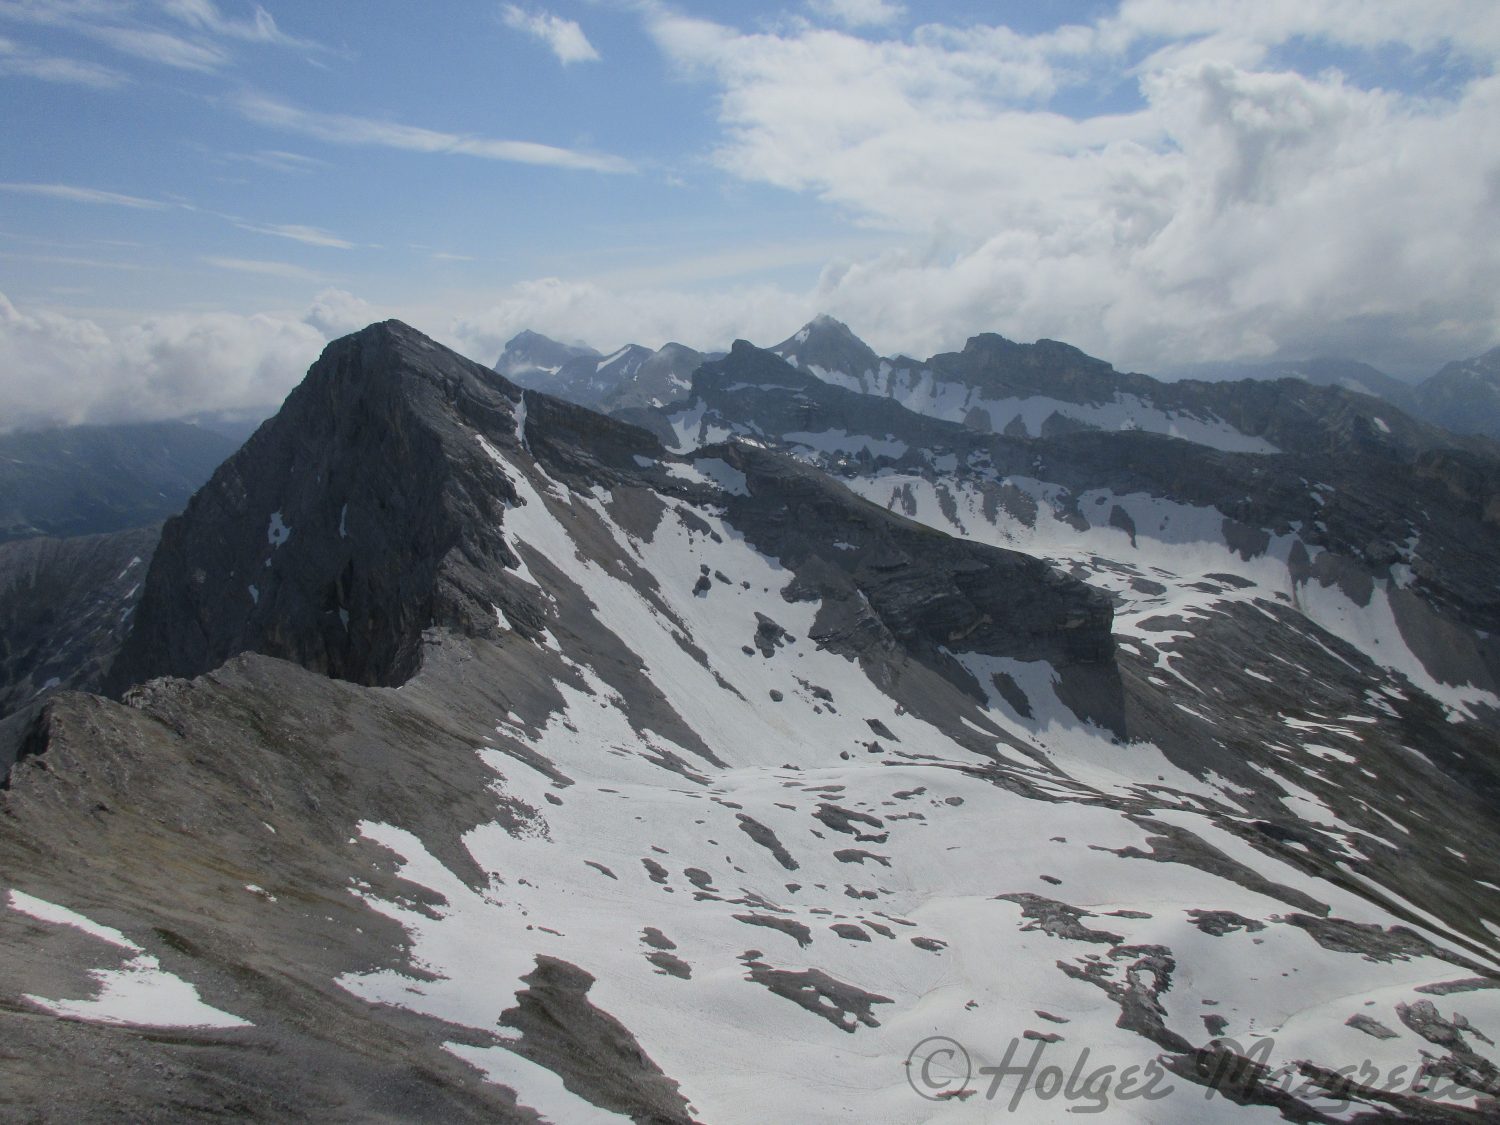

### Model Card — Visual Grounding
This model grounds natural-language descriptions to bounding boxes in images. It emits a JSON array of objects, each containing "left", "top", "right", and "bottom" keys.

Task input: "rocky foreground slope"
[{"left": 3, "top": 322, "right": 1500, "bottom": 1122}]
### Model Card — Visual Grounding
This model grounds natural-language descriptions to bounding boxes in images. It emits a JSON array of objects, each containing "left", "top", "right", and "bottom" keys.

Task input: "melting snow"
[
  {"left": 7, "top": 890, "right": 251, "bottom": 1029},
  {"left": 321, "top": 433, "right": 1500, "bottom": 1122}
]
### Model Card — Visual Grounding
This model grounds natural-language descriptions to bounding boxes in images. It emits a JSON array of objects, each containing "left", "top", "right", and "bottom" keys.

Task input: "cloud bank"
[
  {"left": 637, "top": 1, "right": 1500, "bottom": 372},
  {"left": 5, "top": 2, "right": 1500, "bottom": 428},
  {"left": 0, "top": 291, "right": 326, "bottom": 430}
]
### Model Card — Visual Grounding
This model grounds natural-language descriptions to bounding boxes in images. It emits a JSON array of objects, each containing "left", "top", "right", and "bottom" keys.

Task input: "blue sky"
[{"left": 2, "top": 0, "right": 1499, "bottom": 425}]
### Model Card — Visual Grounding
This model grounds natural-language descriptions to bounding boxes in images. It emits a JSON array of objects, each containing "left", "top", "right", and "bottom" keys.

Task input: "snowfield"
[{"left": 322, "top": 437, "right": 1500, "bottom": 1120}]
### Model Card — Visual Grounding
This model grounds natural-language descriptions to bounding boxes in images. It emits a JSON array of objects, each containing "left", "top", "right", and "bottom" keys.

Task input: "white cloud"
[
  {"left": 641, "top": 7, "right": 1500, "bottom": 372},
  {"left": 807, "top": 0, "right": 905, "bottom": 30},
  {"left": 303, "top": 287, "right": 376, "bottom": 337},
  {"left": 0, "top": 290, "right": 328, "bottom": 429},
  {"left": 1105, "top": 0, "right": 1500, "bottom": 61},
  {"left": 234, "top": 92, "right": 634, "bottom": 174},
  {"left": 501, "top": 4, "right": 600, "bottom": 64},
  {"left": 448, "top": 276, "right": 810, "bottom": 364},
  {"left": 0, "top": 181, "right": 164, "bottom": 208}
]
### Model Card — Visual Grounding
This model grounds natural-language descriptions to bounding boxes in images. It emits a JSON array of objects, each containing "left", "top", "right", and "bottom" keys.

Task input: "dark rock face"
[
  {"left": 705, "top": 441, "right": 1115, "bottom": 667},
  {"left": 499, "top": 955, "right": 697, "bottom": 1124},
  {"left": 771, "top": 315, "right": 881, "bottom": 388},
  {"left": 682, "top": 339, "right": 958, "bottom": 451},
  {"left": 112, "top": 322, "right": 1112, "bottom": 697},
  {"left": 0, "top": 525, "right": 158, "bottom": 723},
  {"left": 1181, "top": 346, "right": 1500, "bottom": 448},
  {"left": 939, "top": 332, "right": 1487, "bottom": 460},
  {"left": 0, "top": 421, "right": 238, "bottom": 543},
  {"left": 110, "top": 322, "right": 535, "bottom": 691},
  {"left": 927, "top": 333, "right": 1122, "bottom": 403},
  {"left": 0, "top": 653, "right": 550, "bottom": 1121}
]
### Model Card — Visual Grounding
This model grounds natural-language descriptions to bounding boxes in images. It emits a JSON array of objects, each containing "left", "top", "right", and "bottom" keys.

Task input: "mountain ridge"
[{"left": 5, "top": 318, "right": 1500, "bottom": 1122}]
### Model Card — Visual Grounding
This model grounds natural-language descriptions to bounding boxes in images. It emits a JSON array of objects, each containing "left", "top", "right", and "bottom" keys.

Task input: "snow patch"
[{"left": 7, "top": 890, "right": 251, "bottom": 1029}]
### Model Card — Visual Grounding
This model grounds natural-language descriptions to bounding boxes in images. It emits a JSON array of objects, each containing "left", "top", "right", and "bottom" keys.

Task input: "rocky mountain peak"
[
  {"left": 930, "top": 332, "right": 1121, "bottom": 402},
  {"left": 108, "top": 320, "right": 1121, "bottom": 707},
  {"left": 495, "top": 328, "right": 599, "bottom": 381},
  {"left": 771, "top": 316, "right": 881, "bottom": 384},
  {"left": 108, "top": 320, "right": 542, "bottom": 693},
  {"left": 692, "top": 340, "right": 827, "bottom": 402}
]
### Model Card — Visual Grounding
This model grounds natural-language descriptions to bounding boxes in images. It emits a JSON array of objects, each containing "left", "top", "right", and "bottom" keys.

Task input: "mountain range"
[
  {"left": 2, "top": 319, "right": 1499, "bottom": 1121},
  {"left": 502, "top": 317, "right": 1500, "bottom": 445},
  {"left": 497, "top": 329, "right": 713, "bottom": 414}
]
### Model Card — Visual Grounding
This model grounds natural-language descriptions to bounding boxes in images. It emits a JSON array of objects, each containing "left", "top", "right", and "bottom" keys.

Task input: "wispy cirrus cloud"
[
  {"left": 225, "top": 148, "right": 330, "bottom": 174},
  {"left": 203, "top": 255, "right": 327, "bottom": 281},
  {"left": 160, "top": 0, "right": 317, "bottom": 50},
  {"left": 0, "top": 250, "right": 148, "bottom": 270},
  {"left": 0, "top": 181, "right": 165, "bottom": 208},
  {"left": 233, "top": 92, "right": 635, "bottom": 173},
  {"left": 0, "top": 0, "right": 323, "bottom": 75},
  {"left": 4, "top": 180, "right": 353, "bottom": 256},
  {"left": 230, "top": 220, "right": 354, "bottom": 249},
  {"left": 0, "top": 31, "right": 127, "bottom": 85},
  {"left": 501, "top": 4, "right": 599, "bottom": 64},
  {"left": 86, "top": 22, "right": 225, "bottom": 69}
]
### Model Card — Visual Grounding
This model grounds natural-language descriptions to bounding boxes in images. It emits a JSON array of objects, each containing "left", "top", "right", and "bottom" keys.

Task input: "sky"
[{"left": 2, "top": 0, "right": 1500, "bottom": 427}]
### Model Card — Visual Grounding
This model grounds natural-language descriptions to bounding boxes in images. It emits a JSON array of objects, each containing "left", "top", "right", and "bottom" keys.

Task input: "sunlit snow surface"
[
  {"left": 802, "top": 360, "right": 1281, "bottom": 453},
  {"left": 6, "top": 890, "right": 251, "bottom": 1029},
  {"left": 852, "top": 470, "right": 1499, "bottom": 720},
  {"left": 326, "top": 437, "right": 1500, "bottom": 1122}
]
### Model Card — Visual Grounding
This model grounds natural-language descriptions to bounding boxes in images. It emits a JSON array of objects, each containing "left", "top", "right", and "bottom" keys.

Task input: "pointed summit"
[
  {"left": 495, "top": 329, "right": 599, "bottom": 383},
  {"left": 771, "top": 315, "right": 881, "bottom": 390},
  {"left": 110, "top": 322, "right": 550, "bottom": 692}
]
